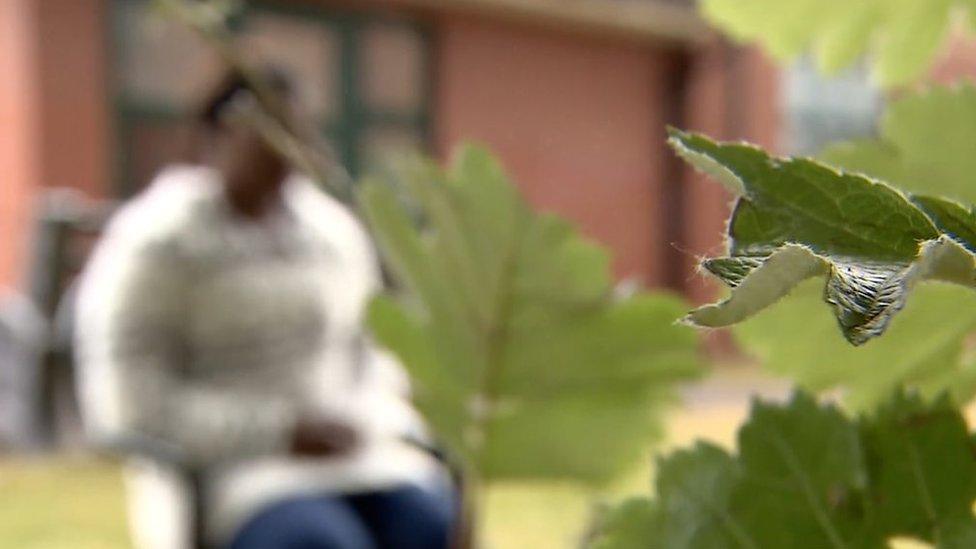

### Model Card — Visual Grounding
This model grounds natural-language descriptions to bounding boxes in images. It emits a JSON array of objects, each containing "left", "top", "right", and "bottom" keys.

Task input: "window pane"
[
  {"left": 116, "top": 1, "right": 223, "bottom": 108},
  {"left": 359, "top": 126, "right": 423, "bottom": 172},
  {"left": 783, "top": 58, "right": 882, "bottom": 154},
  {"left": 240, "top": 13, "right": 339, "bottom": 121},
  {"left": 122, "top": 120, "right": 196, "bottom": 195},
  {"left": 360, "top": 24, "right": 424, "bottom": 113}
]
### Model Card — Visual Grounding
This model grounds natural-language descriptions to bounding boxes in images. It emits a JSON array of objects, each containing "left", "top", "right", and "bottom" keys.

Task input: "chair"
[
  {"left": 26, "top": 189, "right": 213, "bottom": 549},
  {"left": 0, "top": 292, "right": 45, "bottom": 449},
  {"left": 27, "top": 189, "right": 111, "bottom": 445}
]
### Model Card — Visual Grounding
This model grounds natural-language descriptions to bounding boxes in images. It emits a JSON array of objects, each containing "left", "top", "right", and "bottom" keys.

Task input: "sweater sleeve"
[
  {"left": 292, "top": 187, "right": 428, "bottom": 444},
  {"left": 75, "top": 231, "right": 297, "bottom": 466}
]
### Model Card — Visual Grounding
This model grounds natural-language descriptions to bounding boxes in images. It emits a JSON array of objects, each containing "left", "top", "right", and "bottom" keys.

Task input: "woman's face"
[{"left": 210, "top": 121, "right": 288, "bottom": 213}]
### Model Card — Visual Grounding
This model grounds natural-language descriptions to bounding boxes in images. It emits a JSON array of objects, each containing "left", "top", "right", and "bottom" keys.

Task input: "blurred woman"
[{"left": 74, "top": 68, "right": 453, "bottom": 549}]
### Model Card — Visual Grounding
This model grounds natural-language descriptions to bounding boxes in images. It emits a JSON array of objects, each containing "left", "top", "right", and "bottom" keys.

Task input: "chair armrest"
[
  {"left": 95, "top": 433, "right": 211, "bottom": 549},
  {"left": 95, "top": 432, "right": 192, "bottom": 469},
  {"left": 401, "top": 433, "right": 448, "bottom": 463}
]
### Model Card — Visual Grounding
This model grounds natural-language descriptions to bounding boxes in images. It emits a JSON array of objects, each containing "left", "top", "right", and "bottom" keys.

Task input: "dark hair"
[{"left": 197, "top": 66, "right": 293, "bottom": 129}]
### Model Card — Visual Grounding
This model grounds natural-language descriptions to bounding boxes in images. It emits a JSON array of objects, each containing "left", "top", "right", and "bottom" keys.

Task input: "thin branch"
[{"left": 153, "top": 0, "right": 355, "bottom": 205}]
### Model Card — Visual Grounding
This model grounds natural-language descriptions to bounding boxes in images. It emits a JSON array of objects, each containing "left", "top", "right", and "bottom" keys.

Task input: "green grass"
[
  {"left": 0, "top": 372, "right": 764, "bottom": 548},
  {"left": 0, "top": 457, "right": 602, "bottom": 549},
  {"left": 0, "top": 457, "right": 129, "bottom": 549},
  {"left": 0, "top": 457, "right": 609, "bottom": 549},
  {"left": 0, "top": 415, "right": 731, "bottom": 549}
]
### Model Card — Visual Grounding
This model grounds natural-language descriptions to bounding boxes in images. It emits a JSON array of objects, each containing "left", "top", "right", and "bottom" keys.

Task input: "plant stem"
[{"left": 153, "top": 0, "right": 354, "bottom": 205}]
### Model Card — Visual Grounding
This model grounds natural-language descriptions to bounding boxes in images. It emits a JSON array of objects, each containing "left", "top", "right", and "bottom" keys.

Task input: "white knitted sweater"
[{"left": 74, "top": 166, "right": 437, "bottom": 548}]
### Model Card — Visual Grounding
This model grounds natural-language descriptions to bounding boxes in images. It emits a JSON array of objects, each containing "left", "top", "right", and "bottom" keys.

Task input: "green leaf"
[
  {"left": 823, "top": 86, "right": 976, "bottom": 206},
  {"left": 729, "top": 392, "right": 871, "bottom": 548},
  {"left": 670, "top": 130, "right": 939, "bottom": 260},
  {"left": 597, "top": 391, "right": 976, "bottom": 548},
  {"left": 860, "top": 392, "right": 976, "bottom": 541},
  {"left": 700, "top": 0, "right": 963, "bottom": 87},
  {"left": 655, "top": 442, "right": 755, "bottom": 549},
  {"left": 367, "top": 296, "right": 468, "bottom": 453},
  {"left": 713, "top": 87, "right": 976, "bottom": 408},
  {"left": 913, "top": 196, "right": 976, "bottom": 253},
  {"left": 588, "top": 498, "right": 664, "bottom": 549},
  {"left": 360, "top": 145, "right": 702, "bottom": 484},
  {"left": 939, "top": 518, "right": 976, "bottom": 548},
  {"left": 669, "top": 128, "right": 976, "bottom": 346}
]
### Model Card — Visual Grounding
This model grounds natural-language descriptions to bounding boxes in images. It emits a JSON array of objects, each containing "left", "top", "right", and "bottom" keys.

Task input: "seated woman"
[{"left": 74, "top": 68, "right": 454, "bottom": 549}]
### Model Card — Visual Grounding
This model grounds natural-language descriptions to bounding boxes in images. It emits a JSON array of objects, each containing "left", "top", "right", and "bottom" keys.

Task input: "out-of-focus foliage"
[
  {"left": 360, "top": 146, "right": 702, "bottom": 484},
  {"left": 735, "top": 279, "right": 976, "bottom": 410},
  {"left": 587, "top": 498, "right": 663, "bottom": 549},
  {"left": 700, "top": 0, "right": 976, "bottom": 87},
  {"left": 591, "top": 391, "right": 976, "bottom": 548},
  {"left": 823, "top": 85, "right": 976, "bottom": 205}
]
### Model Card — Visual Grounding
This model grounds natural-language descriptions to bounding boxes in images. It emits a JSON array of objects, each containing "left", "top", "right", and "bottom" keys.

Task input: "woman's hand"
[{"left": 290, "top": 417, "right": 359, "bottom": 457}]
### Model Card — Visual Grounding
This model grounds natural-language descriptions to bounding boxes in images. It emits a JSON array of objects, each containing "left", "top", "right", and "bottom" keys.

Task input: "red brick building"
[{"left": 0, "top": 0, "right": 780, "bottom": 303}]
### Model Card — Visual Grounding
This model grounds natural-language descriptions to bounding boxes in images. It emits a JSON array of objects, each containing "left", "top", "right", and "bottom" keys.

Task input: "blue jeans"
[{"left": 228, "top": 484, "right": 455, "bottom": 549}]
